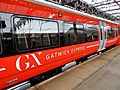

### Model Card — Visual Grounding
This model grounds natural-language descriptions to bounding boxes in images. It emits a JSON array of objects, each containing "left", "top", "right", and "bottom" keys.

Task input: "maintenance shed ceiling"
[{"left": 84, "top": 0, "right": 120, "bottom": 20}]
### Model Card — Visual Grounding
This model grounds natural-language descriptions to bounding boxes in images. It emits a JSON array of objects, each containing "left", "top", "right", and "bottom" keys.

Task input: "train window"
[
  {"left": 85, "top": 24, "right": 98, "bottom": 42},
  {"left": 64, "top": 22, "right": 77, "bottom": 45},
  {"left": 113, "top": 28, "right": 118, "bottom": 37},
  {"left": 41, "top": 21, "right": 59, "bottom": 46},
  {"left": 14, "top": 17, "right": 59, "bottom": 51},
  {"left": 118, "top": 26, "right": 120, "bottom": 35},
  {"left": 0, "top": 20, "right": 2, "bottom": 54},
  {"left": 107, "top": 28, "right": 114, "bottom": 38},
  {"left": 0, "top": 37, "right": 1, "bottom": 54},
  {"left": 76, "top": 24, "right": 85, "bottom": 43},
  {"left": 0, "top": 20, "right": 6, "bottom": 29}
]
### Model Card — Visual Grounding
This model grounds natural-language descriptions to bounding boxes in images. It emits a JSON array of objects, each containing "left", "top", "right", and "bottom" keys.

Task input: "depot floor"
[{"left": 28, "top": 46, "right": 120, "bottom": 90}]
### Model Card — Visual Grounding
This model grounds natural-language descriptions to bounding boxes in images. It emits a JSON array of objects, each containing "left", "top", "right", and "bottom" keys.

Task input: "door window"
[{"left": 107, "top": 27, "right": 114, "bottom": 38}]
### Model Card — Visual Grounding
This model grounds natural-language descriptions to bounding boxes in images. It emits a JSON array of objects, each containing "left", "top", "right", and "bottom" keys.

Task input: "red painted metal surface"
[
  {"left": 0, "top": 44, "right": 86, "bottom": 88},
  {"left": 106, "top": 22, "right": 118, "bottom": 47},
  {"left": 0, "top": 0, "right": 119, "bottom": 89},
  {"left": 0, "top": 0, "right": 99, "bottom": 24},
  {"left": 116, "top": 24, "right": 120, "bottom": 45}
]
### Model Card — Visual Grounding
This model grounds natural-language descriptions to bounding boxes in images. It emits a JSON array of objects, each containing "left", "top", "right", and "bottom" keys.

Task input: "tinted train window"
[
  {"left": 0, "top": 19, "right": 2, "bottom": 54},
  {"left": 108, "top": 28, "right": 114, "bottom": 38},
  {"left": 14, "top": 17, "right": 59, "bottom": 51},
  {"left": 76, "top": 24, "right": 85, "bottom": 43},
  {"left": 118, "top": 26, "right": 120, "bottom": 35},
  {"left": 112, "top": 28, "right": 118, "bottom": 37},
  {"left": 85, "top": 24, "right": 98, "bottom": 42},
  {"left": 64, "top": 22, "right": 77, "bottom": 45}
]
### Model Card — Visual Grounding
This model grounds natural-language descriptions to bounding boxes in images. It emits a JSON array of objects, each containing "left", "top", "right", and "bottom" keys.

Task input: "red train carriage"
[
  {"left": 116, "top": 24, "right": 120, "bottom": 45},
  {"left": 106, "top": 22, "right": 118, "bottom": 48},
  {"left": 0, "top": 0, "right": 119, "bottom": 89}
]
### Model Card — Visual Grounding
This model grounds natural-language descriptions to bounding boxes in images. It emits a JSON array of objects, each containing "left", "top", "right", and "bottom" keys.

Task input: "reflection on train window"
[
  {"left": 0, "top": 20, "right": 2, "bottom": 54},
  {"left": 118, "top": 26, "right": 120, "bottom": 35},
  {"left": 108, "top": 28, "right": 114, "bottom": 38},
  {"left": 85, "top": 24, "right": 98, "bottom": 42},
  {"left": 76, "top": 24, "right": 85, "bottom": 43},
  {"left": 64, "top": 22, "right": 77, "bottom": 45},
  {"left": 112, "top": 28, "right": 118, "bottom": 37},
  {"left": 64, "top": 22, "right": 85, "bottom": 45},
  {"left": 14, "top": 17, "right": 59, "bottom": 51}
]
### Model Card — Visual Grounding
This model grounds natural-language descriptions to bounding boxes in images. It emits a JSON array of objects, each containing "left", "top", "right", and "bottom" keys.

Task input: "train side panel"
[
  {"left": 106, "top": 22, "right": 118, "bottom": 48},
  {"left": 0, "top": 0, "right": 119, "bottom": 89},
  {"left": 116, "top": 24, "right": 120, "bottom": 45}
]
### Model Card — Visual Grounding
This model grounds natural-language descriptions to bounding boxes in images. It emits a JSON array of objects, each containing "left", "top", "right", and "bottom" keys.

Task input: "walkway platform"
[{"left": 27, "top": 46, "right": 120, "bottom": 90}]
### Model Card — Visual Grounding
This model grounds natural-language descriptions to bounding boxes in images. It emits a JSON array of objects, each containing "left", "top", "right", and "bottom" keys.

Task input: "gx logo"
[{"left": 16, "top": 52, "right": 42, "bottom": 71}]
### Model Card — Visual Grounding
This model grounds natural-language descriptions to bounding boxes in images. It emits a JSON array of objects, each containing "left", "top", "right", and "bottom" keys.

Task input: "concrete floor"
[{"left": 28, "top": 46, "right": 120, "bottom": 90}]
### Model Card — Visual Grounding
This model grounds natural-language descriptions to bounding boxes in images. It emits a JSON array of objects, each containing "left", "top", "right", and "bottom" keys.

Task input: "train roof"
[{"left": 27, "top": 0, "right": 118, "bottom": 24}]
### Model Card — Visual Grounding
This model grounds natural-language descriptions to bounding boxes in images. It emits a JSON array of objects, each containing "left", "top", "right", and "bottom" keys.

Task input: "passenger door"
[{"left": 98, "top": 21, "right": 107, "bottom": 51}]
